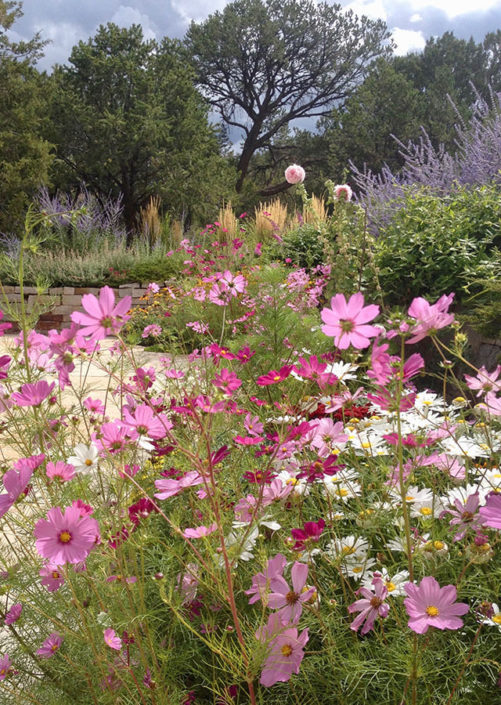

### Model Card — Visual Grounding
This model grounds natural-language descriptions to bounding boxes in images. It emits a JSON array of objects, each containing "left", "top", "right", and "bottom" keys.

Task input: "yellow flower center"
[
  {"left": 335, "top": 488, "right": 349, "bottom": 497},
  {"left": 51, "top": 571, "right": 60, "bottom": 579},
  {"left": 281, "top": 644, "right": 293, "bottom": 657},
  {"left": 426, "top": 606, "right": 439, "bottom": 617},
  {"left": 59, "top": 531, "right": 72, "bottom": 544},
  {"left": 85, "top": 458, "right": 93, "bottom": 466},
  {"left": 273, "top": 376, "right": 281, "bottom": 382},
  {"left": 342, "top": 546, "right": 356, "bottom": 555},
  {"left": 405, "top": 495, "right": 414, "bottom": 501},
  {"left": 492, "top": 615, "right": 501, "bottom": 624},
  {"left": 433, "top": 541, "right": 444, "bottom": 550},
  {"left": 420, "top": 507, "right": 433, "bottom": 516},
  {"left": 386, "top": 581, "right": 396, "bottom": 592}
]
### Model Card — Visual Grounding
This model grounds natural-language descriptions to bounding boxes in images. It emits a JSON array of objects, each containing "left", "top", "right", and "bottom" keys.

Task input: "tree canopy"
[
  {"left": 48, "top": 23, "right": 233, "bottom": 235},
  {"left": 185, "top": 0, "right": 392, "bottom": 193},
  {"left": 0, "top": 0, "right": 52, "bottom": 232}
]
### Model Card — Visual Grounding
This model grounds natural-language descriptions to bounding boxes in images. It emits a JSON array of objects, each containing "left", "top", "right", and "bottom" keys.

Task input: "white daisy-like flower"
[
  {"left": 362, "top": 568, "right": 410, "bottom": 597},
  {"left": 224, "top": 526, "right": 258, "bottom": 565},
  {"left": 388, "top": 485, "right": 433, "bottom": 506},
  {"left": 479, "top": 603, "right": 501, "bottom": 630},
  {"left": 326, "top": 361, "right": 359, "bottom": 381},
  {"left": 323, "top": 478, "right": 361, "bottom": 502},
  {"left": 414, "top": 392, "right": 446, "bottom": 413},
  {"left": 277, "top": 470, "right": 309, "bottom": 496},
  {"left": 67, "top": 443, "right": 99, "bottom": 472},
  {"left": 325, "top": 535, "right": 369, "bottom": 562},
  {"left": 340, "top": 557, "right": 376, "bottom": 581},
  {"left": 476, "top": 468, "right": 501, "bottom": 494},
  {"left": 443, "top": 484, "right": 488, "bottom": 509}
]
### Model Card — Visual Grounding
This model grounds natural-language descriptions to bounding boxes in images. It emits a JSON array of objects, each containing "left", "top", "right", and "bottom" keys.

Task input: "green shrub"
[{"left": 373, "top": 185, "right": 501, "bottom": 308}]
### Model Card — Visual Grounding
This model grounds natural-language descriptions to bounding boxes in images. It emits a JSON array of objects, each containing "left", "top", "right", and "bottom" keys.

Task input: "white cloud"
[
  {"left": 111, "top": 5, "right": 158, "bottom": 40},
  {"left": 344, "top": 0, "right": 388, "bottom": 21},
  {"left": 171, "top": 0, "right": 228, "bottom": 26},
  {"left": 388, "top": 0, "right": 501, "bottom": 20},
  {"left": 392, "top": 27, "right": 426, "bottom": 55},
  {"left": 409, "top": 12, "right": 423, "bottom": 22},
  {"left": 33, "top": 21, "right": 83, "bottom": 69}
]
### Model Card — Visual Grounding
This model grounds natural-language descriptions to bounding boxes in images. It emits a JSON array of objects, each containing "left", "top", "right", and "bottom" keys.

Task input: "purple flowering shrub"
[{"left": 0, "top": 216, "right": 500, "bottom": 704}]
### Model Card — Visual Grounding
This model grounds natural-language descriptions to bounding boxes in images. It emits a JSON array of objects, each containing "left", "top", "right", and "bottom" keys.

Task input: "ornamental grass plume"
[{"left": 404, "top": 576, "right": 469, "bottom": 634}]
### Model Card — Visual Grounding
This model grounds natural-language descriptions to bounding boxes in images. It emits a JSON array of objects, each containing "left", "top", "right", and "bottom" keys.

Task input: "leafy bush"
[{"left": 372, "top": 185, "right": 501, "bottom": 307}]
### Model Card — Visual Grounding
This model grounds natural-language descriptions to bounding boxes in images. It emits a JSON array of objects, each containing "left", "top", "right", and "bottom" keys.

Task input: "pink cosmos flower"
[
  {"left": 123, "top": 404, "right": 172, "bottom": 440},
  {"left": 443, "top": 493, "right": 485, "bottom": 541},
  {"left": 46, "top": 461, "right": 75, "bottom": 482},
  {"left": 245, "top": 554, "right": 287, "bottom": 605},
  {"left": 333, "top": 184, "right": 353, "bottom": 201},
  {"left": 183, "top": 523, "right": 217, "bottom": 539},
  {"left": 36, "top": 633, "right": 63, "bottom": 658},
  {"left": 104, "top": 629, "right": 122, "bottom": 650},
  {"left": 464, "top": 365, "right": 501, "bottom": 397},
  {"left": 256, "top": 365, "right": 293, "bottom": 386},
  {"left": 404, "top": 576, "right": 469, "bottom": 634},
  {"left": 34, "top": 504, "right": 100, "bottom": 565},
  {"left": 4, "top": 603, "right": 22, "bottom": 625},
  {"left": 142, "top": 324, "right": 162, "bottom": 339},
  {"left": 244, "top": 413, "right": 264, "bottom": 436},
  {"left": 0, "top": 654, "right": 12, "bottom": 680},
  {"left": 0, "top": 355, "right": 11, "bottom": 380},
  {"left": 0, "top": 455, "right": 42, "bottom": 518},
  {"left": 406, "top": 293, "right": 455, "bottom": 344},
  {"left": 308, "top": 418, "right": 348, "bottom": 458},
  {"left": 71, "top": 286, "right": 131, "bottom": 340},
  {"left": 83, "top": 397, "right": 106, "bottom": 415},
  {"left": 258, "top": 614, "right": 309, "bottom": 687},
  {"left": 11, "top": 380, "right": 55, "bottom": 407},
  {"left": 321, "top": 293, "right": 380, "bottom": 350},
  {"left": 154, "top": 470, "right": 203, "bottom": 500},
  {"left": 39, "top": 564, "right": 65, "bottom": 592},
  {"left": 284, "top": 164, "right": 306, "bottom": 184},
  {"left": 212, "top": 368, "right": 242, "bottom": 395},
  {"left": 479, "top": 494, "right": 501, "bottom": 529},
  {"left": 268, "top": 563, "right": 315, "bottom": 624},
  {"left": 480, "top": 392, "right": 501, "bottom": 417},
  {"left": 348, "top": 577, "right": 390, "bottom": 635}
]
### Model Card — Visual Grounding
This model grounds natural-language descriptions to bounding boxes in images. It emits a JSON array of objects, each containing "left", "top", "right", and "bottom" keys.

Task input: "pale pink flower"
[
  {"left": 285, "top": 164, "right": 305, "bottom": 184},
  {"left": 321, "top": 293, "right": 380, "bottom": 350},
  {"left": 0, "top": 457, "right": 40, "bottom": 518},
  {"left": 258, "top": 614, "right": 309, "bottom": 687},
  {"left": 0, "top": 653, "right": 12, "bottom": 680},
  {"left": 348, "top": 577, "right": 390, "bottom": 634},
  {"left": 480, "top": 392, "right": 501, "bottom": 417},
  {"left": 404, "top": 576, "right": 469, "bottom": 633},
  {"left": 71, "top": 286, "right": 131, "bottom": 340},
  {"left": 406, "top": 293, "right": 455, "bottom": 344},
  {"left": 4, "top": 603, "right": 22, "bottom": 625},
  {"left": 245, "top": 554, "right": 287, "bottom": 605},
  {"left": 183, "top": 523, "right": 217, "bottom": 539},
  {"left": 104, "top": 628, "right": 122, "bottom": 650},
  {"left": 154, "top": 471, "right": 203, "bottom": 500},
  {"left": 268, "top": 562, "right": 315, "bottom": 624},
  {"left": 333, "top": 184, "right": 353, "bottom": 201},
  {"left": 39, "top": 564, "right": 65, "bottom": 592},
  {"left": 11, "top": 380, "right": 55, "bottom": 407},
  {"left": 479, "top": 494, "right": 501, "bottom": 529},
  {"left": 141, "top": 324, "right": 162, "bottom": 338},
  {"left": 464, "top": 365, "right": 501, "bottom": 397},
  {"left": 46, "top": 461, "right": 75, "bottom": 483}
]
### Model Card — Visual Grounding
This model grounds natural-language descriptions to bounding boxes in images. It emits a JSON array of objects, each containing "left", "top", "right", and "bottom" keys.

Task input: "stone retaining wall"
[{"left": 1, "top": 283, "right": 155, "bottom": 331}]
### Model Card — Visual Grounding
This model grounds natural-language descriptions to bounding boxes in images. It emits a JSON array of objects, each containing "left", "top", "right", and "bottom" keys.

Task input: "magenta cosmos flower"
[
  {"left": 37, "top": 633, "right": 63, "bottom": 658},
  {"left": 4, "top": 603, "right": 22, "bottom": 626},
  {"left": 34, "top": 504, "right": 100, "bottom": 565},
  {"left": 11, "top": 380, "right": 55, "bottom": 407},
  {"left": 321, "top": 293, "right": 380, "bottom": 350},
  {"left": 71, "top": 286, "right": 131, "bottom": 340},
  {"left": 404, "top": 576, "right": 469, "bottom": 634},
  {"left": 284, "top": 164, "right": 305, "bottom": 184},
  {"left": 0, "top": 654, "right": 12, "bottom": 680}
]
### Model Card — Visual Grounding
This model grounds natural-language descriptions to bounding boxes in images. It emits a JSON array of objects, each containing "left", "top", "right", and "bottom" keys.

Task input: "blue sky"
[{"left": 9, "top": 0, "right": 501, "bottom": 72}]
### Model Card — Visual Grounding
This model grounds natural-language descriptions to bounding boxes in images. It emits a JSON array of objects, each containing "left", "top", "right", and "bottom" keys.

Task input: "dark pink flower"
[
  {"left": 404, "top": 576, "right": 469, "bottom": 634},
  {"left": 36, "top": 633, "right": 63, "bottom": 658},
  {"left": 71, "top": 286, "right": 131, "bottom": 340},
  {"left": 212, "top": 368, "right": 242, "bottom": 395},
  {"left": 34, "top": 504, "right": 100, "bottom": 565},
  {"left": 123, "top": 404, "right": 172, "bottom": 440},
  {"left": 291, "top": 519, "right": 325, "bottom": 551},
  {"left": 4, "top": 603, "right": 22, "bottom": 626},
  {"left": 321, "top": 293, "right": 380, "bottom": 350},
  {"left": 256, "top": 366, "right": 293, "bottom": 386}
]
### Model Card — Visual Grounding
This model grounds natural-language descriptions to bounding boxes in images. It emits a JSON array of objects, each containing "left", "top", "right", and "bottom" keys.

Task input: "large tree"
[
  {"left": 185, "top": 0, "right": 392, "bottom": 193},
  {"left": 48, "top": 24, "right": 233, "bottom": 235},
  {"left": 0, "top": 1, "right": 52, "bottom": 232}
]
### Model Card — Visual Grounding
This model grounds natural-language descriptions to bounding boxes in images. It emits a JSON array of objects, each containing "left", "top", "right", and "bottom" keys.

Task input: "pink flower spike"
[
  {"left": 321, "top": 293, "right": 380, "bottom": 350},
  {"left": 36, "top": 633, "right": 63, "bottom": 658},
  {"left": 104, "top": 628, "right": 122, "bottom": 650},
  {"left": 71, "top": 286, "right": 131, "bottom": 340},
  {"left": 404, "top": 576, "right": 469, "bottom": 634}
]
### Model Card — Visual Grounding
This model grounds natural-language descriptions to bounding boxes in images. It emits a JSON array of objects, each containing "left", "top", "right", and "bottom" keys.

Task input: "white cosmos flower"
[{"left": 67, "top": 443, "right": 99, "bottom": 472}]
